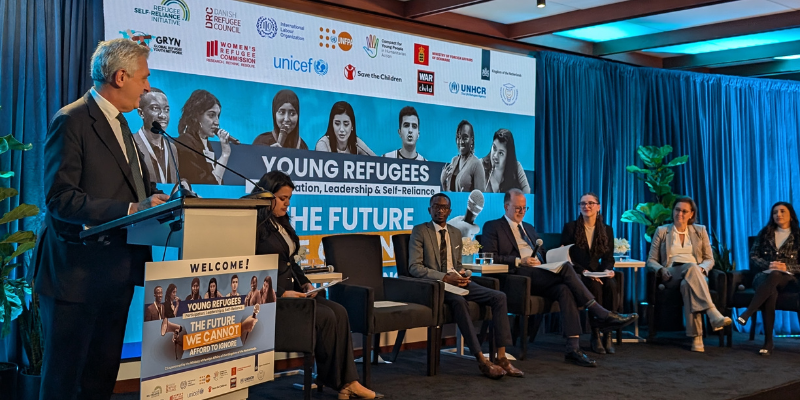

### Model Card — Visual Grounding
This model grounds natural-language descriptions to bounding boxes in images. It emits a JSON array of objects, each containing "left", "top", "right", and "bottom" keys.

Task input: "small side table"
[
  {"left": 614, "top": 260, "right": 646, "bottom": 343},
  {"left": 462, "top": 263, "right": 508, "bottom": 274}
]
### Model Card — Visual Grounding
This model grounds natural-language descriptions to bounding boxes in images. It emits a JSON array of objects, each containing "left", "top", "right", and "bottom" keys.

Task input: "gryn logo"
[
  {"left": 500, "top": 83, "right": 518, "bottom": 105},
  {"left": 256, "top": 17, "right": 277, "bottom": 38}
]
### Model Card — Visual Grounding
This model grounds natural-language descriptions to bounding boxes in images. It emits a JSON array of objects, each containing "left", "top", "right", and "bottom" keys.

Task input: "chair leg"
[
  {"left": 488, "top": 323, "right": 496, "bottom": 362},
  {"left": 362, "top": 334, "right": 372, "bottom": 388},
  {"left": 390, "top": 329, "right": 407, "bottom": 363},
  {"left": 616, "top": 328, "right": 622, "bottom": 346},
  {"left": 529, "top": 314, "right": 543, "bottom": 343},
  {"left": 435, "top": 326, "right": 443, "bottom": 376},
  {"left": 511, "top": 315, "right": 520, "bottom": 346},
  {"left": 372, "top": 334, "right": 381, "bottom": 364},
  {"left": 519, "top": 314, "right": 529, "bottom": 360},
  {"left": 426, "top": 326, "right": 436, "bottom": 376},
  {"left": 749, "top": 311, "right": 757, "bottom": 341},
  {"left": 647, "top": 304, "right": 656, "bottom": 342},
  {"left": 303, "top": 353, "right": 313, "bottom": 400}
]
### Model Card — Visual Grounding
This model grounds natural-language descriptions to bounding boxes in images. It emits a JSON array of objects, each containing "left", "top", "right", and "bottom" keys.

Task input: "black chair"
[
  {"left": 323, "top": 234, "right": 440, "bottom": 387},
  {"left": 646, "top": 262, "right": 729, "bottom": 346},
  {"left": 392, "top": 233, "right": 498, "bottom": 371},
  {"left": 275, "top": 297, "right": 317, "bottom": 400},
  {"left": 727, "top": 236, "right": 799, "bottom": 343}
]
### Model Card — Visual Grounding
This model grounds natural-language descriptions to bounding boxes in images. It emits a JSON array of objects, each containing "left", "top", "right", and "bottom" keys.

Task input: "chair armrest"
[
  {"left": 496, "top": 274, "right": 530, "bottom": 315},
  {"left": 471, "top": 276, "right": 500, "bottom": 290},
  {"left": 384, "top": 276, "right": 442, "bottom": 312},
  {"left": 275, "top": 298, "right": 316, "bottom": 353},
  {"left": 708, "top": 269, "right": 728, "bottom": 310},
  {"left": 329, "top": 283, "right": 374, "bottom": 334}
]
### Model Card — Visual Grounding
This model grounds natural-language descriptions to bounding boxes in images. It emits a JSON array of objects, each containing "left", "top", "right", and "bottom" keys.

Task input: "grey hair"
[{"left": 90, "top": 38, "right": 150, "bottom": 87}]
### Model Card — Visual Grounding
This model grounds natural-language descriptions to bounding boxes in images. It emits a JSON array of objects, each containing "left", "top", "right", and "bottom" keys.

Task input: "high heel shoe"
[
  {"left": 758, "top": 349, "right": 772, "bottom": 356},
  {"left": 338, "top": 387, "right": 385, "bottom": 399},
  {"left": 736, "top": 316, "right": 747, "bottom": 325}
]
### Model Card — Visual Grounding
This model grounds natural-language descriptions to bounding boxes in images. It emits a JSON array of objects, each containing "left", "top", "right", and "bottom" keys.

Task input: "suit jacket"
[
  {"left": 408, "top": 221, "right": 464, "bottom": 281},
  {"left": 560, "top": 220, "right": 615, "bottom": 274},
  {"left": 254, "top": 225, "right": 311, "bottom": 297},
  {"left": 646, "top": 224, "right": 714, "bottom": 272},
  {"left": 749, "top": 229, "right": 800, "bottom": 274},
  {"left": 32, "top": 91, "right": 158, "bottom": 303},
  {"left": 480, "top": 217, "right": 546, "bottom": 273},
  {"left": 132, "top": 128, "right": 179, "bottom": 183},
  {"left": 144, "top": 302, "right": 164, "bottom": 321}
]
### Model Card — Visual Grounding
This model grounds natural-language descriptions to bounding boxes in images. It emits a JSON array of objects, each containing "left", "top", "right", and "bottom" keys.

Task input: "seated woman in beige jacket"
[{"left": 646, "top": 196, "right": 732, "bottom": 352}]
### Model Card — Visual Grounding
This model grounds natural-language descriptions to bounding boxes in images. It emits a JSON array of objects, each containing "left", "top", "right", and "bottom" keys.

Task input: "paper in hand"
[
  {"left": 305, "top": 277, "right": 349, "bottom": 296},
  {"left": 534, "top": 244, "right": 573, "bottom": 274}
]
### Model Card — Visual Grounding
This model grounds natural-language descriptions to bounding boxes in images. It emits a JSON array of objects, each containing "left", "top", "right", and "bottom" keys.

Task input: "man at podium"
[{"left": 32, "top": 38, "right": 169, "bottom": 400}]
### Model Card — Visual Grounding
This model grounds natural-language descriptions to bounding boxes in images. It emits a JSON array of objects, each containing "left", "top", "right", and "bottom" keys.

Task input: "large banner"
[
  {"left": 104, "top": 0, "right": 536, "bottom": 358},
  {"left": 141, "top": 255, "right": 278, "bottom": 400}
]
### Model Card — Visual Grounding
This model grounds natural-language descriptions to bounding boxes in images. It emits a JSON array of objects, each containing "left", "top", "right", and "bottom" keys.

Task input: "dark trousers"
[
  {"left": 581, "top": 275, "right": 620, "bottom": 312},
  {"left": 443, "top": 281, "right": 511, "bottom": 356},
  {"left": 39, "top": 285, "right": 135, "bottom": 400},
  {"left": 314, "top": 296, "right": 359, "bottom": 390},
  {"left": 516, "top": 263, "right": 596, "bottom": 337},
  {"left": 742, "top": 271, "right": 799, "bottom": 344}
]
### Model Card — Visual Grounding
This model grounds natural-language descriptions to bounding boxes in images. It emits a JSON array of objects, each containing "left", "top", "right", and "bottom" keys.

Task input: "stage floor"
[{"left": 112, "top": 330, "right": 799, "bottom": 400}]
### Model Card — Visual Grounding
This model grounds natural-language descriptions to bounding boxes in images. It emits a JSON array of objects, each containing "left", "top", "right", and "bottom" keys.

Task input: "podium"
[{"left": 81, "top": 198, "right": 273, "bottom": 400}]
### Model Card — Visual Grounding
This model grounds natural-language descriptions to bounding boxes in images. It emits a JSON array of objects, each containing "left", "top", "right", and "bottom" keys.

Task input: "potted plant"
[
  {"left": 710, "top": 231, "right": 735, "bottom": 273},
  {"left": 0, "top": 128, "right": 39, "bottom": 399},
  {"left": 620, "top": 145, "right": 689, "bottom": 242}
]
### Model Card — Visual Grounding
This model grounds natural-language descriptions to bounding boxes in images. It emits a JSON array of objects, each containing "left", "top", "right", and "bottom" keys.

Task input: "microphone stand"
[
  {"left": 151, "top": 125, "right": 196, "bottom": 201},
  {"left": 150, "top": 123, "right": 272, "bottom": 200}
]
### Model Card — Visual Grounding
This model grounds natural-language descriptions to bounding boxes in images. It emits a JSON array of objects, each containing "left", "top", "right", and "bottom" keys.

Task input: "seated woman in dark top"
[
  {"left": 561, "top": 192, "right": 618, "bottom": 355},
  {"left": 737, "top": 202, "right": 800, "bottom": 356},
  {"left": 253, "top": 171, "right": 382, "bottom": 399}
]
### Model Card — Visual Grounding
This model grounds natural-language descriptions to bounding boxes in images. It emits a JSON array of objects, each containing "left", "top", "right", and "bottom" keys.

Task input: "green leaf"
[
  {"left": 1, "top": 262, "right": 21, "bottom": 279},
  {"left": 0, "top": 283, "right": 23, "bottom": 336},
  {"left": 4, "top": 241, "right": 35, "bottom": 264},
  {"left": 660, "top": 193, "right": 678, "bottom": 210},
  {"left": 0, "top": 135, "right": 33, "bottom": 151},
  {"left": 0, "top": 203, "right": 39, "bottom": 225},
  {"left": 665, "top": 155, "right": 689, "bottom": 167},
  {"left": 0, "top": 138, "right": 7, "bottom": 154},
  {"left": 0, "top": 171, "right": 14, "bottom": 179},
  {"left": 621, "top": 209, "right": 652, "bottom": 226},
  {"left": 626, "top": 165, "right": 651, "bottom": 175},
  {"left": 0, "top": 187, "right": 18, "bottom": 203},
  {"left": 657, "top": 145, "right": 674, "bottom": 160},
  {"left": 0, "top": 243, "right": 13, "bottom": 260},
  {"left": 637, "top": 146, "right": 661, "bottom": 167},
  {"left": 1, "top": 230, "right": 36, "bottom": 244}
]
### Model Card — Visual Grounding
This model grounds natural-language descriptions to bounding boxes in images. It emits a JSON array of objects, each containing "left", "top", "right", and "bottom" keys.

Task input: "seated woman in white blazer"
[{"left": 645, "top": 196, "right": 732, "bottom": 352}]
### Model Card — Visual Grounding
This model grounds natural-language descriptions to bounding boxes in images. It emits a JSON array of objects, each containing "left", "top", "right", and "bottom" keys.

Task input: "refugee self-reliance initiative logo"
[
  {"left": 120, "top": 29, "right": 183, "bottom": 55},
  {"left": 319, "top": 27, "right": 353, "bottom": 51},
  {"left": 134, "top": 0, "right": 190, "bottom": 26},
  {"left": 206, "top": 40, "right": 256, "bottom": 68},
  {"left": 273, "top": 55, "right": 328, "bottom": 76}
]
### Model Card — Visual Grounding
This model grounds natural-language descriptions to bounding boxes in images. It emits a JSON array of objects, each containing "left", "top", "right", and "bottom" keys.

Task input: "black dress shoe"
[
  {"left": 595, "top": 312, "right": 638, "bottom": 331},
  {"left": 604, "top": 331, "right": 616, "bottom": 354},
  {"left": 565, "top": 349, "right": 597, "bottom": 367},
  {"left": 591, "top": 328, "right": 606, "bottom": 354}
]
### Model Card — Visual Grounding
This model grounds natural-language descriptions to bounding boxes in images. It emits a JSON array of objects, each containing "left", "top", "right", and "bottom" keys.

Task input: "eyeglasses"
[
  {"left": 674, "top": 209, "right": 692, "bottom": 215},
  {"left": 431, "top": 205, "right": 451, "bottom": 211},
  {"left": 513, "top": 206, "right": 529, "bottom": 213},
  {"left": 578, "top": 202, "right": 599, "bottom": 207}
]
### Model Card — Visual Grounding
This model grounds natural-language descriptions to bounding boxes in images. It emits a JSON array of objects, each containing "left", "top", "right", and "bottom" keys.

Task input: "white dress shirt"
[
  {"left": 433, "top": 223, "right": 455, "bottom": 273},
  {"left": 670, "top": 227, "right": 697, "bottom": 265},
  {"left": 585, "top": 225, "right": 595, "bottom": 250},
  {"left": 504, "top": 215, "right": 533, "bottom": 259}
]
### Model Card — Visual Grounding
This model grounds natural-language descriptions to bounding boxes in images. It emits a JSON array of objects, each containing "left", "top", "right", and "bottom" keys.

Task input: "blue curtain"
[
  {"left": 535, "top": 51, "right": 800, "bottom": 334},
  {"left": 0, "top": 0, "right": 102, "bottom": 364}
]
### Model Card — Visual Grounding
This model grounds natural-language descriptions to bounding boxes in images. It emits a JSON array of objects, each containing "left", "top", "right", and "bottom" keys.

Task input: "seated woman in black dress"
[
  {"left": 253, "top": 171, "right": 382, "bottom": 399},
  {"left": 736, "top": 201, "right": 800, "bottom": 356},
  {"left": 561, "top": 192, "right": 619, "bottom": 355}
]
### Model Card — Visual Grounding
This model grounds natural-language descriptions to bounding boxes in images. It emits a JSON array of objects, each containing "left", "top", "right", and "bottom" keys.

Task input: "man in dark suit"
[
  {"left": 144, "top": 285, "right": 165, "bottom": 322},
  {"left": 409, "top": 193, "right": 522, "bottom": 379},
  {"left": 480, "top": 189, "right": 636, "bottom": 367},
  {"left": 32, "top": 38, "right": 169, "bottom": 399}
]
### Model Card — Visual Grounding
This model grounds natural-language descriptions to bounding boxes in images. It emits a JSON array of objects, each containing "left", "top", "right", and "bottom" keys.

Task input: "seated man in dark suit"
[
  {"left": 409, "top": 193, "right": 522, "bottom": 379},
  {"left": 480, "top": 189, "right": 637, "bottom": 367}
]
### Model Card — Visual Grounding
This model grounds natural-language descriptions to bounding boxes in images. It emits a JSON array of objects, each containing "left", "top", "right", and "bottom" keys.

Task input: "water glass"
[{"left": 477, "top": 252, "right": 493, "bottom": 265}]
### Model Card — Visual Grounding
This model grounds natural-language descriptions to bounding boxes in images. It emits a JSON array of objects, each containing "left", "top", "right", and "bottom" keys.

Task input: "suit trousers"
[
  {"left": 580, "top": 275, "right": 620, "bottom": 312},
  {"left": 516, "top": 263, "right": 596, "bottom": 337},
  {"left": 39, "top": 285, "right": 135, "bottom": 400},
  {"left": 664, "top": 263, "right": 715, "bottom": 337},
  {"left": 313, "top": 296, "right": 360, "bottom": 390},
  {"left": 443, "top": 282, "right": 511, "bottom": 356}
]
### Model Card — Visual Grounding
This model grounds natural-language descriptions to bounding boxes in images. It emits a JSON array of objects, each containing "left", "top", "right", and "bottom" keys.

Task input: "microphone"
[
  {"left": 149, "top": 122, "right": 196, "bottom": 200},
  {"left": 151, "top": 122, "right": 269, "bottom": 197},
  {"left": 531, "top": 238, "right": 544, "bottom": 259},
  {"left": 303, "top": 265, "right": 334, "bottom": 274},
  {"left": 463, "top": 190, "right": 484, "bottom": 225}
]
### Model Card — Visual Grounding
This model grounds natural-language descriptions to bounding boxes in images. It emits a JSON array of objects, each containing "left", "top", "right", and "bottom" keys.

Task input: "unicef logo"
[
  {"left": 256, "top": 17, "right": 277, "bottom": 38},
  {"left": 501, "top": 83, "right": 518, "bottom": 106},
  {"left": 449, "top": 81, "right": 459, "bottom": 94},
  {"left": 314, "top": 59, "right": 329, "bottom": 76}
]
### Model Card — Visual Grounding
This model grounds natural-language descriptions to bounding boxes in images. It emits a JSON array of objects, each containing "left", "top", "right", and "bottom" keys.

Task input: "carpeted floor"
[{"left": 112, "top": 330, "right": 800, "bottom": 400}]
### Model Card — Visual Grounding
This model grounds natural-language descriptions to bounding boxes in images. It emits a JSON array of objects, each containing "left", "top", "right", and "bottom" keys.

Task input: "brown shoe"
[
  {"left": 495, "top": 357, "right": 524, "bottom": 377},
  {"left": 478, "top": 360, "right": 506, "bottom": 379}
]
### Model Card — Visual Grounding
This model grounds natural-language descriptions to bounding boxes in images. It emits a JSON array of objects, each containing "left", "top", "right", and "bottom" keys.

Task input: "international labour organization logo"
[
  {"left": 314, "top": 59, "right": 329, "bottom": 76},
  {"left": 120, "top": 29, "right": 152, "bottom": 48},
  {"left": 501, "top": 83, "right": 518, "bottom": 106},
  {"left": 449, "top": 81, "right": 460, "bottom": 94},
  {"left": 256, "top": 17, "right": 277, "bottom": 38}
]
